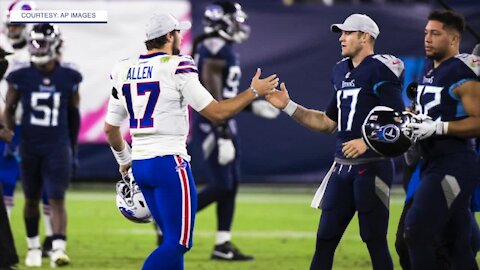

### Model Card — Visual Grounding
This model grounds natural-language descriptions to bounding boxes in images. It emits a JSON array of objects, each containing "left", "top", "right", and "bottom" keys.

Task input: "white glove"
[
  {"left": 405, "top": 114, "right": 448, "bottom": 142},
  {"left": 251, "top": 100, "right": 280, "bottom": 119},
  {"left": 217, "top": 138, "right": 236, "bottom": 165}
]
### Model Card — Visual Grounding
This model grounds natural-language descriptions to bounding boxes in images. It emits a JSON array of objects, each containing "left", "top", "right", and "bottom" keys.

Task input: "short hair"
[
  {"left": 144, "top": 30, "right": 177, "bottom": 50},
  {"left": 357, "top": 31, "right": 375, "bottom": 45},
  {"left": 428, "top": 10, "right": 465, "bottom": 35}
]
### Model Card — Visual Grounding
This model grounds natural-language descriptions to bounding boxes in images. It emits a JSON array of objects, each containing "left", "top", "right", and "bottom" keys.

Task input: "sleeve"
[
  {"left": 72, "top": 68, "right": 83, "bottom": 85},
  {"left": 175, "top": 56, "right": 214, "bottom": 111},
  {"left": 71, "top": 69, "right": 82, "bottom": 92},
  {"left": 105, "top": 63, "right": 128, "bottom": 126},
  {"left": 325, "top": 94, "right": 338, "bottom": 122},
  {"left": 182, "top": 78, "right": 214, "bottom": 112},
  {"left": 5, "top": 69, "right": 18, "bottom": 86},
  {"left": 372, "top": 56, "right": 406, "bottom": 112},
  {"left": 105, "top": 93, "right": 128, "bottom": 127},
  {"left": 375, "top": 82, "right": 406, "bottom": 112}
]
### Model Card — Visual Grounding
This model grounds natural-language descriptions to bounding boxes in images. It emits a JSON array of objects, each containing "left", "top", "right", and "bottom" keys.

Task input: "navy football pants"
[{"left": 310, "top": 159, "right": 394, "bottom": 270}]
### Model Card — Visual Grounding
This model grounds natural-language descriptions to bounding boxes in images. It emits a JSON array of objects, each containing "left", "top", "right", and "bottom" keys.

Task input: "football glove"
[
  {"left": 404, "top": 114, "right": 448, "bottom": 142},
  {"left": 217, "top": 138, "right": 235, "bottom": 165},
  {"left": 251, "top": 100, "right": 280, "bottom": 119}
]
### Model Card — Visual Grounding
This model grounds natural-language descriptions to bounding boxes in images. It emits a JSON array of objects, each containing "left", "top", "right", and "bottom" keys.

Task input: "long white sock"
[
  {"left": 27, "top": 236, "right": 41, "bottom": 249},
  {"left": 52, "top": 239, "right": 66, "bottom": 252},
  {"left": 216, "top": 231, "right": 231, "bottom": 245},
  {"left": 6, "top": 205, "right": 12, "bottom": 219},
  {"left": 43, "top": 204, "right": 53, "bottom": 237}
]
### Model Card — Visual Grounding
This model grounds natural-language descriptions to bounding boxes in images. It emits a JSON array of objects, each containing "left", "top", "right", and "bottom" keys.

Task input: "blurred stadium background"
[{"left": 1, "top": 0, "right": 480, "bottom": 269}]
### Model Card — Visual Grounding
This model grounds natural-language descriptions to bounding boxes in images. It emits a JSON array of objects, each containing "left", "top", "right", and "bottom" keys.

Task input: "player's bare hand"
[
  {"left": 266, "top": 82, "right": 290, "bottom": 109},
  {"left": 119, "top": 163, "right": 131, "bottom": 177},
  {"left": 0, "top": 128, "right": 14, "bottom": 143},
  {"left": 250, "top": 68, "right": 279, "bottom": 96},
  {"left": 342, "top": 138, "right": 368, "bottom": 159}
]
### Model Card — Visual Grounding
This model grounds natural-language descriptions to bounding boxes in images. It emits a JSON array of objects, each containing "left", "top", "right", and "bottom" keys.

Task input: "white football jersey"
[
  {"left": 0, "top": 33, "right": 30, "bottom": 123},
  {"left": 106, "top": 52, "right": 214, "bottom": 161}
]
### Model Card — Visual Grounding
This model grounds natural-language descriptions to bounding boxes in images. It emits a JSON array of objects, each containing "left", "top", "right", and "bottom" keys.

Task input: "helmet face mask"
[
  {"left": 362, "top": 106, "right": 413, "bottom": 157},
  {"left": 204, "top": 1, "right": 250, "bottom": 43},
  {"left": 28, "top": 23, "right": 62, "bottom": 65},
  {"left": 115, "top": 171, "right": 152, "bottom": 224}
]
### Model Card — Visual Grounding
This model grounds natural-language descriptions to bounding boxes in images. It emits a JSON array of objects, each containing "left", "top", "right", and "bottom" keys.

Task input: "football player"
[
  {"left": 401, "top": 10, "right": 480, "bottom": 269},
  {"left": 267, "top": 14, "right": 405, "bottom": 270},
  {"left": 0, "top": 0, "right": 55, "bottom": 258},
  {"left": 186, "top": 1, "right": 278, "bottom": 261},
  {"left": 103, "top": 12, "right": 278, "bottom": 270},
  {"left": 0, "top": 46, "right": 18, "bottom": 270},
  {"left": 4, "top": 23, "right": 81, "bottom": 268}
]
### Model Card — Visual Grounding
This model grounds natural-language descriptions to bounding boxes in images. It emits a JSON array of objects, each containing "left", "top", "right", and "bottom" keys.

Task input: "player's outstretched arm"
[
  {"left": 200, "top": 68, "right": 278, "bottom": 124},
  {"left": 266, "top": 83, "right": 337, "bottom": 133}
]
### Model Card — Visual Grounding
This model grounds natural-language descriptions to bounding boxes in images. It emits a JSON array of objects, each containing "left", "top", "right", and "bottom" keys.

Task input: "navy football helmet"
[
  {"left": 28, "top": 23, "right": 62, "bottom": 65},
  {"left": 204, "top": 1, "right": 250, "bottom": 43},
  {"left": 362, "top": 106, "right": 413, "bottom": 157}
]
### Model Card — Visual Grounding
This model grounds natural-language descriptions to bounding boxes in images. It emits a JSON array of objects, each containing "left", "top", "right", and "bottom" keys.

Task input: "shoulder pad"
[
  {"left": 203, "top": 37, "right": 226, "bottom": 55},
  {"left": 372, "top": 54, "right": 404, "bottom": 78},
  {"left": 8, "top": 60, "right": 30, "bottom": 73},
  {"left": 59, "top": 61, "right": 81, "bottom": 72},
  {"left": 455, "top": 53, "right": 480, "bottom": 76}
]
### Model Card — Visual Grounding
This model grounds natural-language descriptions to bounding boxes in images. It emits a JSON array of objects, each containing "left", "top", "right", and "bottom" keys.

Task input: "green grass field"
[{"left": 7, "top": 185, "right": 479, "bottom": 269}]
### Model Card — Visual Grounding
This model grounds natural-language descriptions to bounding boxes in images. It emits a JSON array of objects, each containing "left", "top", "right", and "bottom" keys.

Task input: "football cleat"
[
  {"left": 50, "top": 249, "right": 70, "bottom": 268},
  {"left": 211, "top": 241, "right": 254, "bottom": 261},
  {"left": 25, "top": 248, "right": 42, "bottom": 267}
]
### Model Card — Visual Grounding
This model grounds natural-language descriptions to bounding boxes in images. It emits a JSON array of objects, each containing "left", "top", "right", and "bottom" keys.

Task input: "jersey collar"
[{"left": 139, "top": 52, "right": 168, "bottom": 59}]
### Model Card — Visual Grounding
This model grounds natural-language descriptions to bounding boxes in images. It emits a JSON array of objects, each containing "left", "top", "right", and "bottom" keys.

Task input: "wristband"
[
  {"left": 111, "top": 141, "right": 132, "bottom": 165},
  {"left": 436, "top": 122, "right": 449, "bottom": 135},
  {"left": 282, "top": 100, "right": 298, "bottom": 116},
  {"left": 250, "top": 87, "right": 259, "bottom": 98}
]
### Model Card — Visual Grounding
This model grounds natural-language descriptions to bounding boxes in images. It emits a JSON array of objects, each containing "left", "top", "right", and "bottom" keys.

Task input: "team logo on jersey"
[
  {"left": 341, "top": 79, "right": 356, "bottom": 88},
  {"left": 39, "top": 85, "right": 56, "bottom": 92},
  {"left": 373, "top": 124, "right": 400, "bottom": 143},
  {"left": 43, "top": 78, "right": 51, "bottom": 85},
  {"left": 422, "top": 76, "right": 434, "bottom": 84},
  {"left": 345, "top": 72, "right": 351, "bottom": 79}
]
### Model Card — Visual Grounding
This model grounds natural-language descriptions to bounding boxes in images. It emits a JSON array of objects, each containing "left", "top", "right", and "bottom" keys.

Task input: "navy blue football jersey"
[
  {"left": 326, "top": 54, "right": 405, "bottom": 159},
  {"left": 194, "top": 37, "right": 240, "bottom": 136},
  {"left": 195, "top": 37, "right": 240, "bottom": 100},
  {"left": 415, "top": 54, "right": 480, "bottom": 156},
  {"left": 6, "top": 61, "right": 82, "bottom": 146}
]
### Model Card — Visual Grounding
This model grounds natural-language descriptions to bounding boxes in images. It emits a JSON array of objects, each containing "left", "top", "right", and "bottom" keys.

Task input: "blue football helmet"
[{"left": 204, "top": 1, "right": 250, "bottom": 43}]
